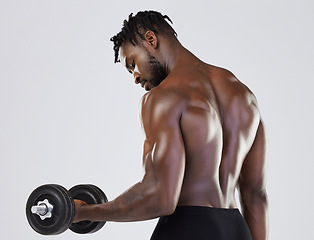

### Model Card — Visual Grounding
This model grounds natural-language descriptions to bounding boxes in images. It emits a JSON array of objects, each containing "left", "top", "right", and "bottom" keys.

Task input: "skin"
[{"left": 74, "top": 30, "right": 268, "bottom": 239}]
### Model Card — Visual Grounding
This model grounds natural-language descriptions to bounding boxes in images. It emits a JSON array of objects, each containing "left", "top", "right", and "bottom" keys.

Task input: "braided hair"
[{"left": 110, "top": 10, "right": 177, "bottom": 63}]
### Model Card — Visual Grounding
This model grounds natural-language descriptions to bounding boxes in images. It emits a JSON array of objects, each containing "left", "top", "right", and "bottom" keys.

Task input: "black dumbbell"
[{"left": 26, "top": 184, "right": 108, "bottom": 235}]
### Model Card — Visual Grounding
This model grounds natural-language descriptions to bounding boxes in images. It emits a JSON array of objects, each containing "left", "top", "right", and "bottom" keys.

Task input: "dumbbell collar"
[{"left": 31, "top": 199, "right": 53, "bottom": 220}]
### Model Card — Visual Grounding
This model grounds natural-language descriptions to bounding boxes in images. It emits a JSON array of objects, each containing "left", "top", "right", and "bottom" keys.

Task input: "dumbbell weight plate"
[
  {"left": 87, "top": 184, "right": 108, "bottom": 233},
  {"left": 69, "top": 184, "right": 108, "bottom": 234},
  {"left": 26, "top": 184, "right": 74, "bottom": 235}
]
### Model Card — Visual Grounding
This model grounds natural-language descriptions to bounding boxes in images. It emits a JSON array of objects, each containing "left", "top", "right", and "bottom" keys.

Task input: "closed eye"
[{"left": 127, "top": 60, "right": 135, "bottom": 74}]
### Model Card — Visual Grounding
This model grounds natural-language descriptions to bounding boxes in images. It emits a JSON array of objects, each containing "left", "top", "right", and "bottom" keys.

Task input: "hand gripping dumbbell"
[{"left": 26, "top": 184, "right": 108, "bottom": 235}]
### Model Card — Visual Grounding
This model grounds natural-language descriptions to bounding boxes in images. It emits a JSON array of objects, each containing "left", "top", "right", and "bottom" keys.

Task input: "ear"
[{"left": 144, "top": 31, "right": 158, "bottom": 49}]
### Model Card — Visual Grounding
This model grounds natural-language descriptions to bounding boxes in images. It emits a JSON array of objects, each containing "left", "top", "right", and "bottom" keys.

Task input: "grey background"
[{"left": 1, "top": 0, "right": 313, "bottom": 239}]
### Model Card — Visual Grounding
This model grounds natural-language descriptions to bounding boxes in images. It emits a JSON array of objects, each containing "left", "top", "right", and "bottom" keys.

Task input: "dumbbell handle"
[{"left": 31, "top": 199, "right": 53, "bottom": 220}]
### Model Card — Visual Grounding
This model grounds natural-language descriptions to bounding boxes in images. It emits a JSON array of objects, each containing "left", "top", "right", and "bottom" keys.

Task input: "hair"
[{"left": 110, "top": 10, "right": 177, "bottom": 63}]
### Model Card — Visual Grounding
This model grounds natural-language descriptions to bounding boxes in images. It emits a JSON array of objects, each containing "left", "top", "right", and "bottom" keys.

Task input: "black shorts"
[{"left": 150, "top": 206, "right": 252, "bottom": 240}]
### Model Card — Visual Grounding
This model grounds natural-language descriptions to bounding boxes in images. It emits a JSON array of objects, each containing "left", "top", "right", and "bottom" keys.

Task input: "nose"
[{"left": 133, "top": 72, "right": 141, "bottom": 84}]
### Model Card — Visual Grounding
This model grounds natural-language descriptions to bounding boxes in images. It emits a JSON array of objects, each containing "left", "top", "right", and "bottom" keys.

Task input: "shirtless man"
[{"left": 73, "top": 11, "right": 268, "bottom": 240}]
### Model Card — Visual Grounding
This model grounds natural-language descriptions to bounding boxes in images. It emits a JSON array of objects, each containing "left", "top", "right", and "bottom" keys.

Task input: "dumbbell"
[{"left": 26, "top": 184, "right": 108, "bottom": 235}]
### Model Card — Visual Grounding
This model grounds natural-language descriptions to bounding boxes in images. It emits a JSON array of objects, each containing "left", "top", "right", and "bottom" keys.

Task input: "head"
[{"left": 110, "top": 10, "right": 177, "bottom": 91}]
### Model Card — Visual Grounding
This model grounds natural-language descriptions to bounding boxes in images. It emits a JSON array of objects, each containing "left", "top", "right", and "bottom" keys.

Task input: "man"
[{"left": 73, "top": 10, "right": 268, "bottom": 240}]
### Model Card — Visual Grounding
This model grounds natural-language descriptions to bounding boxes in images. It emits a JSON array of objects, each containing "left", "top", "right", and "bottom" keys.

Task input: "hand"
[{"left": 73, "top": 199, "right": 87, "bottom": 223}]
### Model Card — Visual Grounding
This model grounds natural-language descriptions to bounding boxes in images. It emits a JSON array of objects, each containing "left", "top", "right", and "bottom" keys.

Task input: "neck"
[{"left": 159, "top": 38, "right": 194, "bottom": 76}]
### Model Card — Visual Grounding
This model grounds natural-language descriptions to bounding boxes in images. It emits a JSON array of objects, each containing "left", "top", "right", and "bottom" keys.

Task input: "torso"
[{"left": 153, "top": 60, "right": 261, "bottom": 209}]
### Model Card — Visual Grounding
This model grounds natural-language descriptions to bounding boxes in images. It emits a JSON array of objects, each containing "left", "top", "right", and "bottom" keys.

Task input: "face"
[{"left": 119, "top": 42, "right": 167, "bottom": 91}]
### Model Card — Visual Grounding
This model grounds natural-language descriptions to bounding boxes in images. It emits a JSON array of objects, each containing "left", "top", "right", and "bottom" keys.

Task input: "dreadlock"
[{"left": 110, "top": 10, "right": 177, "bottom": 63}]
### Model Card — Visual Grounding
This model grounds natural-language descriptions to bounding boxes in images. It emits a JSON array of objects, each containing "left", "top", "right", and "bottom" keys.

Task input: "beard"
[{"left": 144, "top": 50, "right": 167, "bottom": 89}]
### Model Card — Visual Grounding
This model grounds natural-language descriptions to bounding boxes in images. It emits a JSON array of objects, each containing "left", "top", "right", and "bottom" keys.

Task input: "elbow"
[
  {"left": 255, "top": 188, "right": 268, "bottom": 203},
  {"left": 258, "top": 189, "right": 268, "bottom": 201},
  {"left": 142, "top": 184, "right": 177, "bottom": 217},
  {"left": 152, "top": 187, "right": 178, "bottom": 216},
  {"left": 240, "top": 187, "right": 268, "bottom": 206},
  {"left": 158, "top": 197, "right": 177, "bottom": 216}
]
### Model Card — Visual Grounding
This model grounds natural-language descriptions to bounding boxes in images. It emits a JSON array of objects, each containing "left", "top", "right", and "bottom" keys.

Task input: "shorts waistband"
[{"left": 171, "top": 206, "right": 240, "bottom": 216}]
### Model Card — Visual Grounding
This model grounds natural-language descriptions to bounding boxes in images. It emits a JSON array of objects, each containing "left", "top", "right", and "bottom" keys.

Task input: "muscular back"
[{"left": 145, "top": 62, "right": 262, "bottom": 209}]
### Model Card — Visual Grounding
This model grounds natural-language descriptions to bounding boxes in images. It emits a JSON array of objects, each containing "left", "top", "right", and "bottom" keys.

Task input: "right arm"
[
  {"left": 238, "top": 120, "right": 269, "bottom": 240},
  {"left": 73, "top": 90, "right": 186, "bottom": 223}
]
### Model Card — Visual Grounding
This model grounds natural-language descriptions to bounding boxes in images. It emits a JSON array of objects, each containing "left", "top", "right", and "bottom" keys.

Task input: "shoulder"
[
  {"left": 211, "top": 65, "right": 259, "bottom": 105},
  {"left": 209, "top": 64, "right": 237, "bottom": 80},
  {"left": 140, "top": 84, "right": 188, "bottom": 134},
  {"left": 141, "top": 85, "right": 187, "bottom": 118}
]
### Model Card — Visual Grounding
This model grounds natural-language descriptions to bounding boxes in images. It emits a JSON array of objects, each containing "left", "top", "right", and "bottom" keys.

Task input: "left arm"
[{"left": 74, "top": 91, "right": 186, "bottom": 222}]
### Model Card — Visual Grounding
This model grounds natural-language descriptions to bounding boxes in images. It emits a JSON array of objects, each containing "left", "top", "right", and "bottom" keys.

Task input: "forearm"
[
  {"left": 241, "top": 190, "right": 269, "bottom": 240},
  {"left": 76, "top": 179, "right": 169, "bottom": 222}
]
